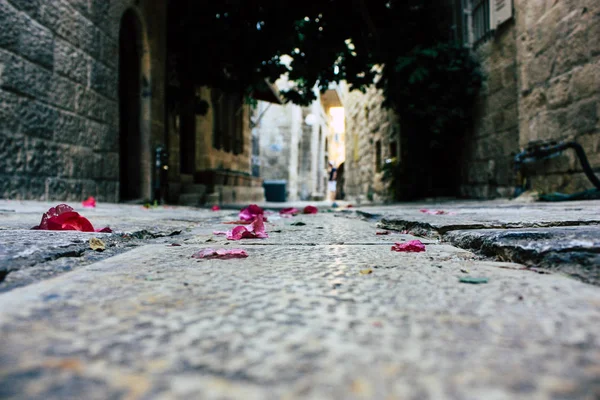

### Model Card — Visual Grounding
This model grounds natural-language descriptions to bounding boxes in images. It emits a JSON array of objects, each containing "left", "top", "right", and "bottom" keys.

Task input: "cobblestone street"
[{"left": 0, "top": 200, "right": 599, "bottom": 399}]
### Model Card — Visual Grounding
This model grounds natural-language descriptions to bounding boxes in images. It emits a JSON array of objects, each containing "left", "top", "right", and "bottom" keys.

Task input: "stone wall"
[
  {"left": 193, "top": 87, "right": 252, "bottom": 174},
  {"left": 515, "top": 0, "right": 600, "bottom": 194},
  {"left": 341, "top": 83, "right": 399, "bottom": 203},
  {"left": 461, "top": 0, "right": 599, "bottom": 198},
  {"left": 254, "top": 95, "right": 330, "bottom": 202},
  {"left": 459, "top": 21, "right": 520, "bottom": 199},
  {"left": 255, "top": 101, "right": 302, "bottom": 200},
  {"left": 0, "top": 0, "right": 166, "bottom": 202}
]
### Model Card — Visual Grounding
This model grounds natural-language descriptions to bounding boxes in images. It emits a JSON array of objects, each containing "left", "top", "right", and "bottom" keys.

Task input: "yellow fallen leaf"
[
  {"left": 360, "top": 268, "right": 373, "bottom": 275},
  {"left": 89, "top": 237, "right": 106, "bottom": 251}
]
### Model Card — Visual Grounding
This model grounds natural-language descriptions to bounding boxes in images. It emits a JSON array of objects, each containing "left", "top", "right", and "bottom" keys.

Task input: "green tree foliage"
[
  {"left": 169, "top": 0, "right": 478, "bottom": 105},
  {"left": 170, "top": 0, "right": 482, "bottom": 199}
]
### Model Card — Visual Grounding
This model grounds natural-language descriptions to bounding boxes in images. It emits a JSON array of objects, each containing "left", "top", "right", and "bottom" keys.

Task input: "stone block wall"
[
  {"left": 459, "top": 21, "right": 520, "bottom": 199},
  {"left": 0, "top": 0, "right": 166, "bottom": 202},
  {"left": 257, "top": 102, "right": 296, "bottom": 180},
  {"left": 515, "top": 0, "right": 599, "bottom": 194},
  {"left": 255, "top": 101, "right": 302, "bottom": 200},
  {"left": 193, "top": 86, "right": 252, "bottom": 174},
  {"left": 341, "top": 83, "right": 399, "bottom": 203}
]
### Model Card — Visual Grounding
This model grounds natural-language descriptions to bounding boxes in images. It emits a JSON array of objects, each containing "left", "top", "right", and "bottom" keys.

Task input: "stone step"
[
  {"left": 214, "top": 185, "right": 265, "bottom": 205},
  {"left": 178, "top": 193, "right": 204, "bottom": 206},
  {"left": 180, "top": 174, "right": 194, "bottom": 185},
  {"left": 180, "top": 184, "right": 207, "bottom": 195}
]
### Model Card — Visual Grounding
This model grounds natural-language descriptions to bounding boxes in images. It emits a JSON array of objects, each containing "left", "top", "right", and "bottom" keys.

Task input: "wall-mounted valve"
[{"left": 154, "top": 146, "right": 169, "bottom": 203}]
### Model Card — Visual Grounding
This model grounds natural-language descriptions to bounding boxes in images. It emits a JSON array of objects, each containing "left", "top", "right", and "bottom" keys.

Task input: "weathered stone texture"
[
  {"left": 257, "top": 103, "right": 296, "bottom": 181},
  {"left": 255, "top": 99, "right": 309, "bottom": 201},
  {"left": 459, "top": 22, "right": 520, "bottom": 199},
  {"left": 0, "top": 0, "right": 115, "bottom": 201},
  {"left": 0, "top": 0, "right": 167, "bottom": 202},
  {"left": 515, "top": 0, "right": 600, "bottom": 194},
  {"left": 341, "top": 83, "right": 399, "bottom": 203},
  {"left": 460, "top": 0, "right": 599, "bottom": 198}
]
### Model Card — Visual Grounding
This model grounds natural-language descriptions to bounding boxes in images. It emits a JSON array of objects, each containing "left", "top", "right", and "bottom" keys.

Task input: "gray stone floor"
[
  {"left": 0, "top": 200, "right": 599, "bottom": 399},
  {"left": 364, "top": 199, "right": 600, "bottom": 284}
]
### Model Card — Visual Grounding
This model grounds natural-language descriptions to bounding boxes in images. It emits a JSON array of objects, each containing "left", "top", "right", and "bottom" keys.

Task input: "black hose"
[{"left": 513, "top": 141, "right": 600, "bottom": 196}]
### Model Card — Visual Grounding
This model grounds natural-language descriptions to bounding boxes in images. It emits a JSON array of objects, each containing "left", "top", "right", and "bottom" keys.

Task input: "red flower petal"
[
  {"left": 303, "top": 205, "right": 318, "bottom": 214},
  {"left": 34, "top": 204, "right": 75, "bottom": 230},
  {"left": 211, "top": 205, "right": 220, "bottom": 211},
  {"left": 33, "top": 204, "right": 108, "bottom": 232},
  {"left": 82, "top": 196, "right": 96, "bottom": 208},
  {"left": 46, "top": 211, "right": 95, "bottom": 232},
  {"left": 391, "top": 240, "right": 426, "bottom": 252}
]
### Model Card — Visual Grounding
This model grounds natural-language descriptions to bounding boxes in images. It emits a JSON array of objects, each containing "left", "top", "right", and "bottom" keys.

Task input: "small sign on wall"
[{"left": 492, "top": 0, "right": 513, "bottom": 29}]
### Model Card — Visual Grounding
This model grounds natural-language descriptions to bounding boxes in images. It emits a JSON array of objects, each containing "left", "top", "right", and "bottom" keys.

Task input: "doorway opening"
[{"left": 119, "top": 10, "right": 143, "bottom": 201}]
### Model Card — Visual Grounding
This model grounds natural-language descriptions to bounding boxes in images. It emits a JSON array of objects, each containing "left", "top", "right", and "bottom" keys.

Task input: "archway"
[{"left": 119, "top": 9, "right": 148, "bottom": 201}]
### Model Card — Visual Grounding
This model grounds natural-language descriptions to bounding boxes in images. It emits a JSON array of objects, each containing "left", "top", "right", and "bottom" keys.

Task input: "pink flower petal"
[
  {"left": 391, "top": 240, "right": 426, "bottom": 252},
  {"left": 192, "top": 248, "right": 248, "bottom": 259},
  {"left": 226, "top": 215, "right": 268, "bottom": 240},
  {"left": 239, "top": 204, "right": 265, "bottom": 221},
  {"left": 211, "top": 205, "right": 220, "bottom": 211},
  {"left": 82, "top": 196, "right": 96, "bottom": 208},
  {"left": 303, "top": 205, "right": 318, "bottom": 214},
  {"left": 280, "top": 207, "right": 299, "bottom": 216},
  {"left": 419, "top": 209, "right": 455, "bottom": 215},
  {"left": 249, "top": 214, "right": 268, "bottom": 238},
  {"left": 227, "top": 226, "right": 249, "bottom": 240}
]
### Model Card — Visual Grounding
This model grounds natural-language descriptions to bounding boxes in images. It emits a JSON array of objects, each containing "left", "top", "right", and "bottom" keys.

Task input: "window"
[
  {"left": 212, "top": 88, "right": 244, "bottom": 154},
  {"left": 459, "top": 0, "right": 513, "bottom": 47},
  {"left": 389, "top": 141, "right": 398, "bottom": 159},
  {"left": 472, "top": 0, "right": 491, "bottom": 44}
]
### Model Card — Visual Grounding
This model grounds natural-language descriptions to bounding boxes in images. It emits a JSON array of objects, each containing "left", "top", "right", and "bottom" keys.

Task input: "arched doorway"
[{"left": 119, "top": 10, "right": 143, "bottom": 201}]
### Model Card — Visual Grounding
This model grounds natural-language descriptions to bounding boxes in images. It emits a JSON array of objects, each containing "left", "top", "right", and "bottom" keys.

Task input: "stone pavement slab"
[
  {"left": 1, "top": 220, "right": 600, "bottom": 399},
  {"left": 191, "top": 213, "right": 438, "bottom": 246},
  {"left": 0, "top": 201, "right": 223, "bottom": 293},
  {"left": 356, "top": 200, "right": 600, "bottom": 284},
  {"left": 361, "top": 200, "right": 600, "bottom": 237},
  {"left": 445, "top": 225, "right": 600, "bottom": 285},
  {"left": 0, "top": 200, "right": 216, "bottom": 232}
]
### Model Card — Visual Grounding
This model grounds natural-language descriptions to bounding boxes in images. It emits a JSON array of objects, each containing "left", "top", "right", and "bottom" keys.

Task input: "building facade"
[
  {"left": 459, "top": 0, "right": 599, "bottom": 198},
  {"left": 340, "top": 82, "right": 400, "bottom": 203},
  {"left": 342, "top": 0, "right": 599, "bottom": 202},
  {"left": 0, "top": 0, "right": 271, "bottom": 205},
  {"left": 1, "top": 0, "right": 167, "bottom": 202},
  {"left": 254, "top": 81, "right": 342, "bottom": 202}
]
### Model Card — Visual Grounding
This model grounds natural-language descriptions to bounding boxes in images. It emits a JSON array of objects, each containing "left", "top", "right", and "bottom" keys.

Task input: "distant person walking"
[{"left": 328, "top": 161, "right": 337, "bottom": 201}]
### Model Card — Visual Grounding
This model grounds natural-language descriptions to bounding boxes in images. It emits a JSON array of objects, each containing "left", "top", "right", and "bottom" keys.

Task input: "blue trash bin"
[{"left": 263, "top": 180, "right": 287, "bottom": 202}]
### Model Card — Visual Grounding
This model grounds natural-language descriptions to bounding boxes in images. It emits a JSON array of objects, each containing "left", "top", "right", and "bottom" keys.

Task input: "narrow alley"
[{"left": 0, "top": 200, "right": 599, "bottom": 399}]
